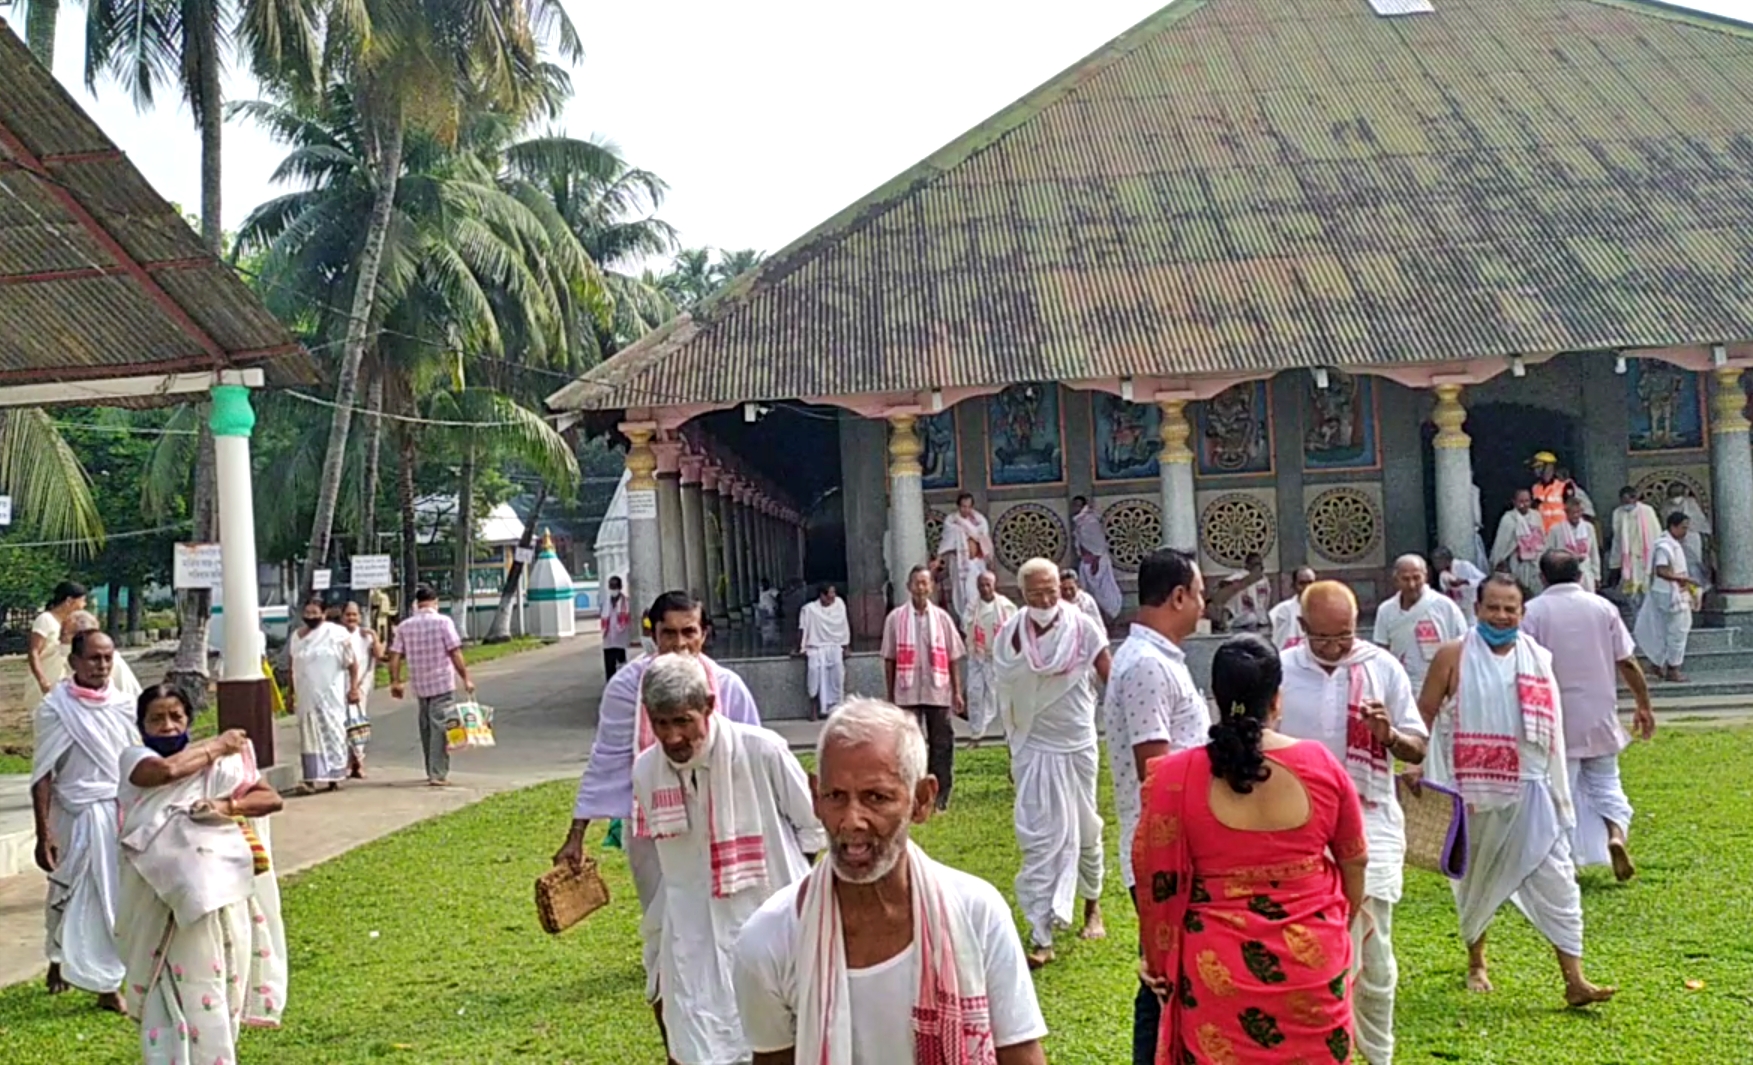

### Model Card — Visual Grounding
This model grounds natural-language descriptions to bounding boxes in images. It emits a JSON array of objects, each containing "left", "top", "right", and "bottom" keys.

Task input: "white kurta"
[
  {"left": 938, "top": 511, "right": 993, "bottom": 621},
  {"left": 1372, "top": 587, "right": 1468, "bottom": 699},
  {"left": 1223, "top": 575, "right": 1274, "bottom": 631},
  {"left": 1634, "top": 535, "right": 1693, "bottom": 668},
  {"left": 994, "top": 608, "right": 1107, "bottom": 950},
  {"left": 1072, "top": 507, "right": 1123, "bottom": 620},
  {"left": 1544, "top": 519, "right": 1602, "bottom": 593},
  {"left": 1664, "top": 496, "right": 1711, "bottom": 593},
  {"left": 1490, "top": 508, "right": 1545, "bottom": 593},
  {"left": 1612, "top": 502, "right": 1660, "bottom": 599},
  {"left": 963, "top": 594, "right": 1018, "bottom": 739},
  {"left": 799, "top": 599, "right": 851, "bottom": 713},
  {"left": 31, "top": 682, "right": 138, "bottom": 993},
  {"left": 643, "top": 724, "right": 825, "bottom": 1065},
  {"left": 290, "top": 622, "right": 355, "bottom": 782},
  {"left": 1268, "top": 597, "right": 1303, "bottom": 650},
  {"left": 1439, "top": 559, "right": 1487, "bottom": 625}
]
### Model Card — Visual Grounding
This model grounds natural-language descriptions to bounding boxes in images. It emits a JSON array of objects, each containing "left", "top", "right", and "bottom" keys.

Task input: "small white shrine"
[{"left": 527, "top": 529, "right": 577, "bottom": 639}]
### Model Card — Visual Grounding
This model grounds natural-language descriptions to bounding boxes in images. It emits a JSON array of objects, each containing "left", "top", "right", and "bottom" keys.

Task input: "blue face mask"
[
  {"left": 1476, "top": 620, "right": 1519, "bottom": 648},
  {"left": 142, "top": 731, "right": 191, "bottom": 757}
]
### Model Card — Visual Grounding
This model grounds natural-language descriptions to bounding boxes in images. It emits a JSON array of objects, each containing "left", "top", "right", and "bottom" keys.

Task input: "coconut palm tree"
[{"left": 0, "top": 410, "right": 104, "bottom": 549}]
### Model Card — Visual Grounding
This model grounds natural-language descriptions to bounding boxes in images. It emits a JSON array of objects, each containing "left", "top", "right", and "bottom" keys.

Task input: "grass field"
[{"left": 1, "top": 729, "right": 1750, "bottom": 1063}]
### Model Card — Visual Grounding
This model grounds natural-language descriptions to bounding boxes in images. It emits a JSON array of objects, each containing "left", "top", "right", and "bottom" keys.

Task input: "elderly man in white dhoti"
[
  {"left": 1070, "top": 496, "right": 1123, "bottom": 620},
  {"left": 555, "top": 591, "right": 765, "bottom": 1049},
  {"left": 1611, "top": 486, "right": 1660, "bottom": 614},
  {"left": 64, "top": 611, "right": 142, "bottom": 700},
  {"left": 1279, "top": 580, "right": 1427, "bottom": 1065},
  {"left": 1543, "top": 491, "right": 1602, "bottom": 593},
  {"left": 1058, "top": 569, "right": 1105, "bottom": 631},
  {"left": 733, "top": 698, "right": 1048, "bottom": 1065},
  {"left": 798, "top": 582, "right": 852, "bottom": 720},
  {"left": 994, "top": 557, "right": 1112, "bottom": 968},
  {"left": 30, "top": 629, "right": 138, "bottom": 1012},
  {"left": 1490, "top": 489, "right": 1546, "bottom": 596},
  {"left": 1373, "top": 554, "right": 1468, "bottom": 699},
  {"left": 1268, "top": 566, "right": 1317, "bottom": 649},
  {"left": 1634, "top": 510, "right": 1701, "bottom": 683},
  {"left": 1416, "top": 574, "right": 1616, "bottom": 1007},
  {"left": 937, "top": 492, "right": 994, "bottom": 622},
  {"left": 631, "top": 653, "right": 825, "bottom": 1065},
  {"left": 963, "top": 570, "right": 1017, "bottom": 747},
  {"left": 1664, "top": 486, "right": 1712, "bottom": 594}
]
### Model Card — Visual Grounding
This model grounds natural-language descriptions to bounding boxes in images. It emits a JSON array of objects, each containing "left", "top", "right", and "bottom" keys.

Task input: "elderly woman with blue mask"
[{"left": 115, "top": 685, "right": 289, "bottom": 1065}]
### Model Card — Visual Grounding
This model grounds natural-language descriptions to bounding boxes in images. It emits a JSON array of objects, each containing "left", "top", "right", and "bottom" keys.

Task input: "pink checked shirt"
[{"left": 390, "top": 608, "right": 463, "bottom": 698}]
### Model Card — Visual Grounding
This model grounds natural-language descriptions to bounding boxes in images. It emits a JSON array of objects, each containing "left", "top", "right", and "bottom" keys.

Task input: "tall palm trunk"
[
  {"left": 451, "top": 444, "right": 477, "bottom": 640},
  {"left": 168, "top": 47, "right": 226, "bottom": 702},
  {"left": 302, "top": 108, "right": 405, "bottom": 600},
  {"left": 485, "top": 483, "right": 547, "bottom": 642},
  {"left": 361, "top": 369, "right": 385, "bottom": 552},
  {"left": 397, "top": 425, "right": 419, "bottom": 619},
  {"left": 23, "top": 0, "right": 58, "bottom": 65}
]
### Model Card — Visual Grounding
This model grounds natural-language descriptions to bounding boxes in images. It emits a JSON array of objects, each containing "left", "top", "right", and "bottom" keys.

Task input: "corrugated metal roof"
[
  {"left": 0, "top": 19, "right": 310, "bottom": 396},
  {"left": 549, "top": 0, "right": 1753, "bottom": 413}
]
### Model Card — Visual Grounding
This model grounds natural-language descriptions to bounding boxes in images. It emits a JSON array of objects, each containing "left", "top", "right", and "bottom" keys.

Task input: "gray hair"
[
  {"left": 1393, "top": 553, "right": 1428, "bottom": 574},
  {"left": 67, "top": 610, "right": 100, "bottom": 632},
  {"left": 641, "top": 653, "right": 712, "bottom": 715},
  {"left": 816, "top": 697, "right": 927, "bottom": 792},
  {"left": 1016, "top": 557, "right": 1059, "bottom": 585}
]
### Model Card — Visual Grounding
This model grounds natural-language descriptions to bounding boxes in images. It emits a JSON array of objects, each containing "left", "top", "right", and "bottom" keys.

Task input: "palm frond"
[{"left": 0, "top": 408, "right": 104, "bottom": 552}]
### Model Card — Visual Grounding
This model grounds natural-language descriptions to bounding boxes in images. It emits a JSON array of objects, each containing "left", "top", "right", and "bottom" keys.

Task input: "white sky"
[{"left": 35, "top": 0, "right": 1753, "bottom": 258}]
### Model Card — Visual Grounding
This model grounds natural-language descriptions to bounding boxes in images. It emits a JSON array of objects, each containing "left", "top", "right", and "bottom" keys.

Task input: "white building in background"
[{"left": 593, "top": 469, "right": 631, "bottom": 594}]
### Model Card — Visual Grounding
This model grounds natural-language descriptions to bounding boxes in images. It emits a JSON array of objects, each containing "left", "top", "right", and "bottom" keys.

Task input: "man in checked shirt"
[{"left": 387, "top": 584, "right": 476, "bottom": 786}]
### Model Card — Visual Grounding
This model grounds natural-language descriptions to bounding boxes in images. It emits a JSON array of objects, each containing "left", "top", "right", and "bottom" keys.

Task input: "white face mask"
[{"left": 1026, "top": 604, "right": 1059, "bottom": 626}]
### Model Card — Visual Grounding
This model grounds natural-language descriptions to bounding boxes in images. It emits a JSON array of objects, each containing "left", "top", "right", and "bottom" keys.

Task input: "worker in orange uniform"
[{"left": 1531, "top": 451, "right": 1582, "bottom": 533}]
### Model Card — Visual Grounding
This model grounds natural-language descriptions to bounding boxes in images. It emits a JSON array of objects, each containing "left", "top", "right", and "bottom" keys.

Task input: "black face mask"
[{"left": 304, "top": 616, "right": 323, "bottom": 629}]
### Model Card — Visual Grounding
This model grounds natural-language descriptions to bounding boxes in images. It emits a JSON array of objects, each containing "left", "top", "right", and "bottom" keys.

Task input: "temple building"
[{"left": 549, "top": 0, "right": 1753, "bottom": 709}]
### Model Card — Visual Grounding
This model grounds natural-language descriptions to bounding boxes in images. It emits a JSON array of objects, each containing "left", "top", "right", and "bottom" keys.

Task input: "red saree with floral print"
[{"left": 1134, "top": 743, "right": 1367, "bottom": 1064}]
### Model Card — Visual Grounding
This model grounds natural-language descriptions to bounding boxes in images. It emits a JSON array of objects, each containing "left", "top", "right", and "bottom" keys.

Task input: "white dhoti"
[
  {"left": 1350, "top": 895, "right": 1397, "bottom": 1065},
  {"left": 965, "top": 655, "right": 1001, "bottom": 738},
  {"left": 626, "top": 834, "right": 665, "bottom": 1003},
  {"left": 1011, "top": 743, "right": 1103, "bottom": 950},
  {"left": 1567, "top": 755, "right": 1634, "bottom": 870},
  {"left": 1633, "top": 598, "right": 1690, "bottom": 668},
  {"left": 1078, "top": 555, "right": 1123, "bottom": 620},
  {"left": 44, "top": 799, "right": 125, "bottom": 992},
  {"left": 1452, "top": 780, "right": 1585, "bottom": 957},
  {"left": 804, "top": 646, "right": 845, "bottom": 713}
]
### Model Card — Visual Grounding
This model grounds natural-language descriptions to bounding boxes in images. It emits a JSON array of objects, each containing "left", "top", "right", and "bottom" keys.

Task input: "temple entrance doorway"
[{"left": 1422, "top": 402, "right": 1581, "bottom": 558}]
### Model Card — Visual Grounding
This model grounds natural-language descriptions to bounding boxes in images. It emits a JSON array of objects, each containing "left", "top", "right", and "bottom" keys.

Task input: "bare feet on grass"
[
  {"left": 1078, "top": 901, "right": 1106, "bottom": 941},
  {"left": 1467, "top": 965, "right": 1493, "bottom": 993},
  {"left": 45, "top": 963, "right": 67, "bottom": 994},
  {"left": 1565, "top": 981, "right": 1616, "bottom": 1008}
]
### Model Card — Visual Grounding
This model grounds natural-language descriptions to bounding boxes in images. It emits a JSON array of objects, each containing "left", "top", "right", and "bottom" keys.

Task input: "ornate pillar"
[
  {"left": 679, "top": 451, "right": 709, "bottom": 602},
  {"left": 652, "top": 432, "right": 686, "bottom": 593},
  {"left": 701, "top": 463, "right": 727, "bottom": 625},
  {"left": 1709, "top": 366, "right": 1753, "bottom": 611},
  {"left": 620, "top": 422, "right": 663, "bottom": 622},
  {"left": 1157, "top": 398, "right": 1198, "bottom": 552},
  {"left": 887, "top": 414, "right": 929, "bottom": 600},
  {"left": 1431, "top": 383, "right": 1476, "bottom": 558},
  {"left": 211, "top": 383, "right": 275, "bottom": 765},
  {"left": 719, "top": 476, "right": 744, "bottom": 624}
]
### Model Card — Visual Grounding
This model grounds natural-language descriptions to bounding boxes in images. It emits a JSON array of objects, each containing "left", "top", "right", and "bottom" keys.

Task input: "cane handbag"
[
  {"left": 535, "top": 858, "right": 610, "bottom": 934},
  {"left": 1395, "top": 773, "right": 1470, "bottom": 880}
]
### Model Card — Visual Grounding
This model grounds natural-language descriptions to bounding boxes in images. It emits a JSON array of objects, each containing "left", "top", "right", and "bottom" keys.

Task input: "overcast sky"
[{"left": 34, "top": 0, "right": 1753, "bottom": 260}]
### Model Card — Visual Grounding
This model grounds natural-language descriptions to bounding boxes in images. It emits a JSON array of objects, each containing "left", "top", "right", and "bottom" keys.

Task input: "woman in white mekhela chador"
[
  {"left": 32, "top": 633, "right": 138, "bottom": 1009},
  {"left": 1634, "top": 512, "right": 1700, "bottom": 683},
  {"left": 1543, "top": 494, "right": 1602, "bottom": 593},
  {"left": 962, "top": 570, "right": 1017, "bottom": 746},
  {"left": 1070, "top": 496, "right": 1122, "bottom": 620},
  {"left": 118, "top": 685, "right": 288, "bottom": 1065},
  {"left": 341, "top": 600, "right": 384, "bottom": 776},
  {"left": 287, "top": 599, "right": 361, "bottom": 792},
  {"left": 937, "top": 492, "right": 994, "bottom": 622},
  {"left": 798, "top": 583, "right": 852, "bottom": 719},
  {"left": 1417, "top": 575, "right": 1615, "bottom": 1006},
  {"left": 629, "top": 654, "right": 825, "bottom": 1065},
  {"left": 993, "top": 558, "right": 1112, "bottom": 966}
]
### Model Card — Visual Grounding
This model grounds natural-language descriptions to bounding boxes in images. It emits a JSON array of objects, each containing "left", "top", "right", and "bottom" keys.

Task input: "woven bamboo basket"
[
  {"left": 536, "top": 859, "right": 611, "bottom": 934},
  {"left": 1395, "top": 774, "right": 1469, "bottom": 880}
]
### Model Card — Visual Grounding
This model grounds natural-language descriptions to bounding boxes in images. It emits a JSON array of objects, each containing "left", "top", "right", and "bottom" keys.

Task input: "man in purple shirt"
[
  {"left": 1523, "top": 549, "right": 1655, "bottom": 882},
  {"left": 387, "top": 584, "right": 476, "bottom": 787},
  {"left": 553, "top": 591, "right": 763, "bottom": 1042}
]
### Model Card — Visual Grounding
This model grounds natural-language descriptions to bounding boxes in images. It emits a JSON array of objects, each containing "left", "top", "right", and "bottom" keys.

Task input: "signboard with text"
[
  {"left": 173, "top": 543, "right": 224, "bottom": 589},
  {"left": 350, "top": 554, "right": 393, "bottom": 589}
]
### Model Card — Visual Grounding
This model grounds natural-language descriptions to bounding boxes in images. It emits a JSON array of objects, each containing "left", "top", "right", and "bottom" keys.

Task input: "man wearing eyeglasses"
[{"left": 1276, "top": 580, "right": 1427, "bottom": 1065}]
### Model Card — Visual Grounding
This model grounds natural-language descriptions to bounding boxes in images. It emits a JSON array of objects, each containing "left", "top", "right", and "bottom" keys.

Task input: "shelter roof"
[
  {"left": 550, "top": 0, "right": 1753, "bottom": 413},
  {"left": 0, "top": 20, "right": 309, "bottom": 401}
]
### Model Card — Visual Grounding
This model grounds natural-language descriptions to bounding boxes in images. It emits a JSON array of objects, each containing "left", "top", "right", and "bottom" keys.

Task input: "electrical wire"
[{"left": 0, "top": 521, "right": 193, "bottom": 550}]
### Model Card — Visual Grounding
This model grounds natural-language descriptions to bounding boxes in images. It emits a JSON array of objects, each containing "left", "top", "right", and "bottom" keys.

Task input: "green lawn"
[{"left": 2, "top": 729, "right": 1750, "bottom": 1062}]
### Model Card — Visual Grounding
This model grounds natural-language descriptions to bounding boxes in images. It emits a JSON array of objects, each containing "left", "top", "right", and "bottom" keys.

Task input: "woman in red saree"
[{"left": 1135, "top": 635, "right": 1368, "bottom": 1064}]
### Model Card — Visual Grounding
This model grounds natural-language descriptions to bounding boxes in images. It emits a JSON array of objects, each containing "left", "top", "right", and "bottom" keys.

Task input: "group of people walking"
[{"left": 566, "top": 523, "right": 1654, "bottom": 1063}]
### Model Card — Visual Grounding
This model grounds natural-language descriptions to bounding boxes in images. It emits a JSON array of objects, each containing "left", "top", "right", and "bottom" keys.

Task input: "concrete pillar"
[
  {"left": 653, "top": 433, "right": 686, "bottom": 593},
  {"left": 1431, "top": 383, "right": 1476, "bottom": 558},
  {"left": 744, "top": 492, "right": 764, "bottom": 601},
  {"left": 701, "top": 463, "right": 727, "bottom": 625},
  {"left": 796, "top": 519, "right": 808, "bottom": 582},
  {"left": 620, "top": 422, "right": 663, "bottom": 620},
  {"left": 1157, "top": 398, "right": 1197, "bottom": 551},
  {"left": 839, "top": 413, "right": 890, "bottom": 632},
  {"left": 1709, "top": 366, "right": 1753, "bottom": 611},
  {"left": 720, "top": 476, "right": 744, "bottom": 623},
  {"left": 211, "top": 383, "right": 275, "bottom": 765},
  {"left": 887, "top": 414, "right": 929, "bottom": 599},
  {"left": 679, "top": 452, "right": 709, "bottom": 602}
]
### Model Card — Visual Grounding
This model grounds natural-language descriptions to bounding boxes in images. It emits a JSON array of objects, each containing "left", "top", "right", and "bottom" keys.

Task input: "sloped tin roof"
[
  {"left": 550, "top": 0, "right": 1753, "bottom": 412},
  {"left": 0, "top": 20, "right": 308, "bottom": 395}
]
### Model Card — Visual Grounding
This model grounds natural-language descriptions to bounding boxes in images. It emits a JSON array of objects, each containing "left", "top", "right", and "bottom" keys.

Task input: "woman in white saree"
[{"left": 117, "top": 685, "right": 289, "bottom": 1065}]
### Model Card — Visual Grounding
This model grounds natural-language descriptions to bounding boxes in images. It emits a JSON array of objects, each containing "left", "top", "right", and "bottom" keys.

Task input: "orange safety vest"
[{"left": 1532, "top": 480, "right": 1570, "bottom": 532}]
